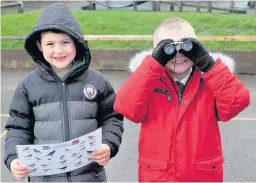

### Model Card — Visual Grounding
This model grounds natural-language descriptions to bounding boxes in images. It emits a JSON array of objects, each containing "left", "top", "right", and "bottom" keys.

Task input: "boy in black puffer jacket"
[{"left": 4, "top": 3, "right": 124, "bottom": 182}]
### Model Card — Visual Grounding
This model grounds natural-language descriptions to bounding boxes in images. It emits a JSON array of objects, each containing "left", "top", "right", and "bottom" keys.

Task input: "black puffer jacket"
[{"left": 4, "top": 3, "right": 124, "bottom": 182}]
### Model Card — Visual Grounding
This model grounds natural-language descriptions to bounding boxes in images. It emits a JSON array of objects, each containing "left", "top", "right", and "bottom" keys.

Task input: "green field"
[{"left": 1, "top": 10, "right": 256, "bottom": 50}]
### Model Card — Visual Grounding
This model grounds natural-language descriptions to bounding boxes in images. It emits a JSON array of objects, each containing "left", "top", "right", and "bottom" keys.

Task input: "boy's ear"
[{"left": 36, "top": 41, "right": 42, "bottom": 52}]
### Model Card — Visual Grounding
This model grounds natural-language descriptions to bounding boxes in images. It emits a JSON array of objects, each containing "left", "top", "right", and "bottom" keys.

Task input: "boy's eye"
[
  {"left": 63, "top": 41, "right": 70, "bottom": 44},
  {"left": 46, "top": 43, "right": 54, "bottom": 46}
]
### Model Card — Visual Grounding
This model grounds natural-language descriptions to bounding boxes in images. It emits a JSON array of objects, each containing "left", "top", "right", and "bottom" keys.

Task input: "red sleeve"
[
  {"left": 203, "top": 59, "right": 250, "bottom": 122},
  {"left": 114, "top": 56, "right": 165, "bottom": 123}
]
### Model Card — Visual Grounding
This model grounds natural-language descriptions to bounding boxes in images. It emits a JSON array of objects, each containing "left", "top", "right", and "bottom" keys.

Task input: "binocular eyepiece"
[{"left": 164, "top": 41, "right": 193, "bottom": 55}]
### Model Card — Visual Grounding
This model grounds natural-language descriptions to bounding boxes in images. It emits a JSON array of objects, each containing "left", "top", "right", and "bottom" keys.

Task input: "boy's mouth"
[
  {"left": 171, "top": 60, "right": 187, "bottom": 64},
  {"left": 54, "top": 56, "right": 67, "bottom": 60}
]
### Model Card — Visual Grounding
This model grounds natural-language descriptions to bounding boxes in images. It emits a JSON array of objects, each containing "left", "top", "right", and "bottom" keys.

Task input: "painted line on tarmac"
[
  {"left": 232, "top": 118, "right": 256, "bottom": 121},
  {"left": 1, "top": 87, "right": 16, "bottom": 90},
  {"left": 1, "top": 130, "right": 7, "bottom": 137},
  {"left": 1, "top": 114, "right": 10, "bottom": 117}
]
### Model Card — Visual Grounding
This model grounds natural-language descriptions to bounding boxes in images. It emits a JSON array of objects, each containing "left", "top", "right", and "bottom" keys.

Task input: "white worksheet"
[{"left": 16, "top": 128, "right": 102, "bottom": 176}]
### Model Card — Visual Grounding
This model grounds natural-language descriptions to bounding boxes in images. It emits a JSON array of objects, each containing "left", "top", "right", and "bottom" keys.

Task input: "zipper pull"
[
  {"left": 178, "top": 93, "right": 182, "bottom": 104},
  {"left": 62, "top": 82, "right": 65, "bottom": 90},
  {"left": 167, "top": 94, "right": 171, "bottom": 101}
]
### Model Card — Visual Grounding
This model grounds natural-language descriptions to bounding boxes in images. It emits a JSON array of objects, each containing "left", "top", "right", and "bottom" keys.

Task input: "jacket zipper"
[
  {"left": 61, "top": 82, "right": 72, "bottom": 182},
  {"left": 178, "top": 93, "right": 182, "bottom": 106},
  {"left": 164, "top": 76, "right": 183, "bottom": 180},
  {"left": 166, "top": 76, "right": 183, "bottom": 106}
]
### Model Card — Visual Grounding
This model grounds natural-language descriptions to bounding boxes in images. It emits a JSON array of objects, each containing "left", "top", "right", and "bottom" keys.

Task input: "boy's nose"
[
  {"left": 54, "top": 45, "right": 64, "bottom": 54},
  {"left": 175, "top": 51, "right": 183, "bottom": 57},
  {"left": 175, "top": 44, "right": 182, "bottom": 51}
]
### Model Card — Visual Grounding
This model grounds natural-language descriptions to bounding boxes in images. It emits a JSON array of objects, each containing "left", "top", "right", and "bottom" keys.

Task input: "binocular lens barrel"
[
  {"left": 182, "top": 41, "right": 193, "bottom": 52},
  {"left": 164, "top": 44, "right": 175, "bottom": 55},
  {"left": 164, "top": 41, "right": 193, "bottom": 55}
]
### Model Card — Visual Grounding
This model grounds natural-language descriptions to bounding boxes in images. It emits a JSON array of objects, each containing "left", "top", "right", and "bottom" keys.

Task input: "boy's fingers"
[
  {"left": 91, "top": 153, "right": 109, "bottom": 160},
  {"left": 13, "top": 161, "right": 28, "bottom": 171},
  {"left": 13, "top": 166, "right": 28, "bottom": 171},
  {"left": 14, "top": 174, "right": 25, "bottom": 179},
  {"left": 12, "top": 170, "right": 29, "bottom": 176},
  {"left": 92, "top": 144, "right": 110, "bottom": 156},
  {"left": 92, "top": 150, "right": 107, "bottom": 157},
  {"left": 93, "top": 159, "right": 106, "bottom": 164},
  {"left": 92, "top": 156, "right": 110, "bottom": 164},
  {"left": 16, "top": 176, "right": 25, "bottom": 181},
  {"left": 92, "top": 151, "right": 100, "bottom": 156},
  {"left": 96, "top": 159, "right": 109, "bottom": 165},
  {"left": 12, "top": 173, "right": 26, "bottom": 180},
  {"left": 92, "top": 150, "right": 103, "bottom": 156},
  {"left": 97, "top": 158, "right": 108, "bottom": 164},
  {"left": 91, "top": 155, "right": 101, "bottom": 160}
]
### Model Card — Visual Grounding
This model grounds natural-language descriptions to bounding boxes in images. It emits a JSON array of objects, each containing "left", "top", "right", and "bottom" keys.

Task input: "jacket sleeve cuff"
[
  {"left": 5, "top": 154, "right": 18, "bottom": 172},
  {"left": 102, "top": 140, "right": 117, "bottom": 158}
]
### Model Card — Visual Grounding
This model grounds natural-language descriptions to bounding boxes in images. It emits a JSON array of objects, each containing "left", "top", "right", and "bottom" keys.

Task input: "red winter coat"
[{"left": 114, "top": 50, "right": 250, "bottom": 182}]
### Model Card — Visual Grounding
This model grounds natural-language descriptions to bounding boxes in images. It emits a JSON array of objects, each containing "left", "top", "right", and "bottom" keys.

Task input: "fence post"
[
  {"left": 230, "top": 0, "right": 235, "bottom": 9},
  {"left": 156, "top": 1, "right": 160, "bottom": 11},
  {"left": 196, "top": 1, "right": 200, "bottom": 12},
  {"left": 89, "top": 1, "right": 96, "bottom": 10},
  {"left": 152, "top": 1, "right": 156, "bottom": 11},
  {"left": 178, "top": 2, "right": 183, "bottom": 12},
  {"left": 170, "top": 2, "right": 174, "bottom": 11},
  {"left": 229, "top": 0, "right": 235, "bottom": 13},
  {"left": 133, "top": 1, "right": 137, "bottom": 11},
  {"left": 207, "top": 1, "right": 212, "bottom": 12},
  {"left": 18, "top": 1, "right": 24, "bottom": 13}
]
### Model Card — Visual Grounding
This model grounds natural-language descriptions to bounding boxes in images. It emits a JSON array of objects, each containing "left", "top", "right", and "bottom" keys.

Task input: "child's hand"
[
  {"left": 152, "top": 39, "right": 177, "bottom": 67},
  {"left": 10, "top": 159, "right": 30, "bottom": 181},
  {"left": 179, "top": 38, "right": 215, "bottom": 72},
  {"left": 91, "top": 144, "right": 111, "bottom": 166}
]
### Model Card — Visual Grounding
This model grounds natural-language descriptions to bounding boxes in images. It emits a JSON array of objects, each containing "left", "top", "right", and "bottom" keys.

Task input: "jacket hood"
[
  {"left": 24, "top": 3, "right": 91, "bottom": 68},
  {"left": 128, "top": 49, "right": 235, "bottom": 73}
]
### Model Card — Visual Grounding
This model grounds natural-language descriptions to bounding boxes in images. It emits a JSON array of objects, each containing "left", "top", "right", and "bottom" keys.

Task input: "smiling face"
[
  {"left": 156, "top": 28, "right": 195, "bottom": 74},
  {"left": 153, "top": 17, "right": 196, "bottom": 75},
  {"left": 39, "top": 32, "right": 76, "bottom": 69}
]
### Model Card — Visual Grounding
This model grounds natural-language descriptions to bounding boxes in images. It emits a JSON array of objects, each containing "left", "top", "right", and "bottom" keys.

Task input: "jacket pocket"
[
  {"left": 196, "top": 154, "right": 224, "bottom": 171},
  {"left": 138, "top": 155, "right": 168, "bottom": 170},
  {"left": 138, "top": 155, "right": 169, "bottom": 182}
]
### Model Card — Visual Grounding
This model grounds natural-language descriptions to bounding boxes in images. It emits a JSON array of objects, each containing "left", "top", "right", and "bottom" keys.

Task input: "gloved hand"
[
  {"left": 152, "top": 39, "right": 177, "bottom": 67},
  {"left": 179, "top": 38, "right": 215, "bottom": 72}
]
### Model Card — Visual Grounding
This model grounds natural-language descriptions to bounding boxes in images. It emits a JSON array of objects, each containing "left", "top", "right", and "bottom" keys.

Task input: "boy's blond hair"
[{"left": 153, "top": 17, "right": 196, "bottom": 46}]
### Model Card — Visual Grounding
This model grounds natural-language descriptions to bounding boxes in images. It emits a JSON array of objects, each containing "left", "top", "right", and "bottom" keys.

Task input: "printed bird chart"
[{"left": 16, "top": 128, "right": 102, "bottom": 176}]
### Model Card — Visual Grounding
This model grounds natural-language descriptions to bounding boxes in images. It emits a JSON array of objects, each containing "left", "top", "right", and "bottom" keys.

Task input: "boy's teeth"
[{"left": 175, "top": 60, "right": 185, "bottom": 63}]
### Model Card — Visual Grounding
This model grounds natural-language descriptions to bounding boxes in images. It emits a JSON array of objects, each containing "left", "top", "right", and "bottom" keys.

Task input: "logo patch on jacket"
[{"left": 83, "top": 84, "right": 97, "bottom": 99}]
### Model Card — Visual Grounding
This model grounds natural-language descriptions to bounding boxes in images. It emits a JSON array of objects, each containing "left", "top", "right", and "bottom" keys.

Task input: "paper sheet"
[{"left": 16, "top": 128, "right": 102, "bottom": 176}]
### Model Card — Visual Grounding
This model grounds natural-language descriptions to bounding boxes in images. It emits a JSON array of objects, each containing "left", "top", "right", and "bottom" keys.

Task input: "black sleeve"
[
  {"left": 4, "top": 82, "right": 35, "bottom": 171},
  {"left": 97, "top": 79, "right": 124, "bottom": 158}
]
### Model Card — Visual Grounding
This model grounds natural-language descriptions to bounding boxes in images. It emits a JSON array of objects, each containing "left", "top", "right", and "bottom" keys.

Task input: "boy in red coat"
[{"left": 114, "top": 17, "right": 250, "bottom": 182}]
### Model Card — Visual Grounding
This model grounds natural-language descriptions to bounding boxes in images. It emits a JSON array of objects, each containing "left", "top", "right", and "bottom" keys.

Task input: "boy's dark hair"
[{"left": 37, "top": 29, "right": 66, "bottom": 44}]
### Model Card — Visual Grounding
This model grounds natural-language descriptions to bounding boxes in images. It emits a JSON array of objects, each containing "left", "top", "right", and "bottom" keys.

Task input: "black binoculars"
[{"left": 164, "top": 41, "right": 193, "bottom": 55}]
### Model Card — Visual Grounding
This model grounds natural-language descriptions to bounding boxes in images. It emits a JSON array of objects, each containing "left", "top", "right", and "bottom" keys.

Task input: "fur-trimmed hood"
[{"left": 128, "top": 49, "right": 235, "bottom": 73}]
